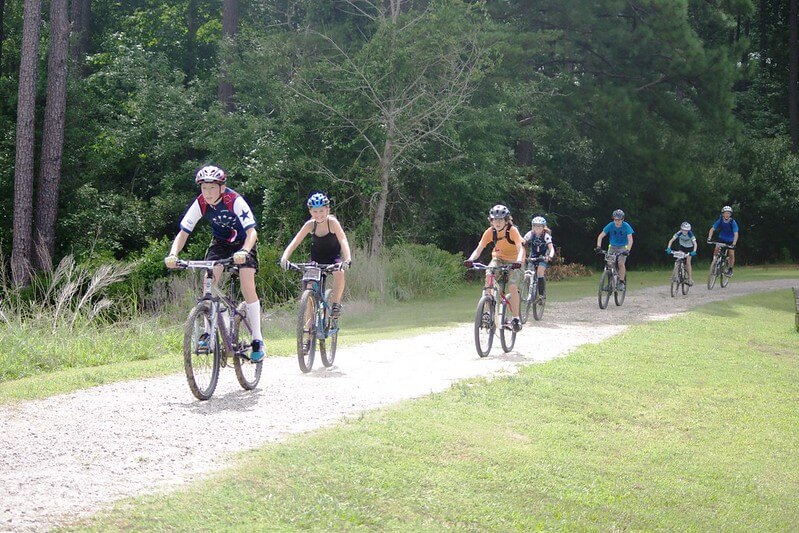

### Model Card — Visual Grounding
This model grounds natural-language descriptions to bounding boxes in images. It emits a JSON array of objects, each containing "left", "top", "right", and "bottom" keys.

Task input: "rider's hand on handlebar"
[
  {"left": 340, "top": 260, "right": 352, "bottom": 271},
  {"left": 511, "top": 262, "right": 522, "bottom": 270},
  {"left": 233, "top": 249, "right": 249, "bottom": 265},
  {"left": 690, "top": 251, "right": 697, "bottom": 256},
  {"left": 279, "top": 256, "right": 290, "bottom": 270},
  {"left": 594, "top": 247, "right": 603, "bottom": 254},
  {"left": 164, "top": 254, "right": 179, "bottom": 269},
  {"left": 665, "top": 247, "right": 672, "bottom": 254},
  {"left": 463, "top": 260, "right": 474, "bottom": 268}
]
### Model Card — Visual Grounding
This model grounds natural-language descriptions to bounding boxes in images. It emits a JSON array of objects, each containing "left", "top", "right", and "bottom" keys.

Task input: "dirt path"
[{"left": 0, "top": 279, "right": 795, "bottom": 531}]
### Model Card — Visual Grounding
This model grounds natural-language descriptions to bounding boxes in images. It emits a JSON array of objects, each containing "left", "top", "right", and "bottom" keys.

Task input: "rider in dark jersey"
[{"left": 280, "top": 193, "right": 352, "bottom": 317}]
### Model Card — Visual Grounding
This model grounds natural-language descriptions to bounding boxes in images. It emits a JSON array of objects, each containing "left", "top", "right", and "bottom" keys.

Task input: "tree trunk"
[
  {"left": 185, "top": 0, "right": 198, "bottom": 85},
  {"left": 759, "top": 0, "right": 767, "bottom": 95},
  {"left": 790, "top": 0, "right": 798, "bottom": 152},
  {"left": 33, "top": 0, "right": 70, "bottom": 272},
  {"left": 11, "top": 0, "right": 42, "bottom": 285},
  {"left": 69, "top": 0, "right": 90, "bottom": 66},
  {"left": 370, "top": 124, "right": 394, "bottom": 256},
  {"left": 217, "top": 0, "right": 238, "bottom": 113},
  {"left": 0, "top": 0, "right": 7, "bottom": 70}
]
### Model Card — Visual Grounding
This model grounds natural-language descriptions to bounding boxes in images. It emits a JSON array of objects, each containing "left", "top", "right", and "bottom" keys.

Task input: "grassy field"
[
  {"left": 2, "top": 265, "right": 796, "bottom": 403},
  {"left": 71, "top": 289, "right": 799, "bottom": 531}
]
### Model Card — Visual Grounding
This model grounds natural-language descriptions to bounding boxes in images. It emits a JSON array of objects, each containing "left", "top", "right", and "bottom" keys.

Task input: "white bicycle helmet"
[
  {"left": 195, "top": 165, "right": 227, "bottom": 184},
  {"left": 531, "top": 216, "right": 547, "bottom": 226},
  {"left": 488, "top": 204, "right": 510, "bottom": 219},
  {"left": 680, "top": 221, "right": 691, "bottom": 231},
  {"left": 612, "top": 209, "right": 625, "bottom": 219},
  {"left": 721, "top": 205, "right": 733, "bottom": 214}
]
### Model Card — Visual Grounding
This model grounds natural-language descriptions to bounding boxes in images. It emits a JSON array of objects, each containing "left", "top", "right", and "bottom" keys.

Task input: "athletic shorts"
[
  {"left": 488, "top": 257, "right": 523, "bottom": 287},
  {"left": 205, "top": 239, "right": 259, "bottom": 271}
]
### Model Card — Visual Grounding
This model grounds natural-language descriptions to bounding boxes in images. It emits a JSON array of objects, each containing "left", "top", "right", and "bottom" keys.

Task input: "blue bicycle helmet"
[{"left": 307, "top": 192, "right": 330, "bottom": 208}]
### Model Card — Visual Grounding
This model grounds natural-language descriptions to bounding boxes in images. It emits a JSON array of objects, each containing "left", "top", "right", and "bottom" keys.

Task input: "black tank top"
[{"left": 310, "top": 219, "right": 341, "bottom": 263}]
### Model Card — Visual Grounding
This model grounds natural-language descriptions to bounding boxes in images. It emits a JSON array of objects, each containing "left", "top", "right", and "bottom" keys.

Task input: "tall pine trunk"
[
  {"left": 0, "top": 0, "right": 7, "bottom": 70},
  {"left": 790, "top": 0, "right": 798, "bottom": 152},
  {"left": 34, "top": 0, "right": 70, "bottom": 271},
  {"left": 69, "top": 0, "right": 90, "bottom": 70},
  {"left": 11, "top": 0, "right": 43, "bottom": 285},
  {"left": 218, "top": 0, "right": 238, "bottom": 113}
]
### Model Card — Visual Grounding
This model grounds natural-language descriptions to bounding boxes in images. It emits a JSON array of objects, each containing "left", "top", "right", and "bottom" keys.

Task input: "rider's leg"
[
  {"left": 686, "top": 256, "right": 693, "bottom": 282},
  {"left": 239, "top": 268, "right": 264, "bottom": 348},
  {"left": 331, "top": 270, "right": 345, "bottom": 317},
  {"left": 536, "top": 264, "right": 546, "bottom": 296},
  {"left": 617, "top": 256, "right": 627, "bottom": 283},
  {"left": 728, "top": 249, "right": 735, "bottom": 270}
]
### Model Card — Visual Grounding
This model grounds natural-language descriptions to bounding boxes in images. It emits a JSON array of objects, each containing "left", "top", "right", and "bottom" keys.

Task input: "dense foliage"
[{"left": 0, "top": 0, "right": 797, "bottom": 281}]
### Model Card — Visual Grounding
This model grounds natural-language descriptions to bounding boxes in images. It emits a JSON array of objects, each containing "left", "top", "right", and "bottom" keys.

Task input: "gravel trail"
[{"left": 0, "top": 278, "right": 795, "bottom": 531}]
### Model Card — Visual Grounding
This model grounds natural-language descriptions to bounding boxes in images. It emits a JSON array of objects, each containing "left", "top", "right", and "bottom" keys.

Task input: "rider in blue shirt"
[
  {"left": 707, "top": 205, "right": 739, "bottom": 276},
  {"left": 595, "top": 209, "right": 634, "bottom": 290}
]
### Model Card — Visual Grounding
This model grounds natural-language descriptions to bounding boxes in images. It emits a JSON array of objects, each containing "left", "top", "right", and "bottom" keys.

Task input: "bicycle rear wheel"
[
  {"left": 320, "top": 289, "right": 337, "bottom": 368},
  {"left": 520, "top": 274, "right": 533, "bottom": 324},
  {"left": 499, "top": 299, "right": 516, "bottom": 352},
  {"left": 183, "top": 302, "right": 220, "bottom": 401},
  {"left": 614, "top": 276, "right": 626, "bottom": 306},
  {"left": 233, "top": 302, "right": 263, "bottom": 390},
  {"left": 474, "top": 295, "right": 494, "bottom": 357},
  {"left": 707, "top": 259, "right": 718, "bottom": 289},
  {"left": 297, "top": 290, "right": 317, "bottom": 373},
  {"left": 598, "top": 270, "right": 611, "bottom": 309}
]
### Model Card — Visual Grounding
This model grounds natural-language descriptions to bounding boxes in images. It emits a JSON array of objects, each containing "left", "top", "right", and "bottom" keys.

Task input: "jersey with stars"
[{"left": 179, "top": 188, "right": 256, "bottom": 244}]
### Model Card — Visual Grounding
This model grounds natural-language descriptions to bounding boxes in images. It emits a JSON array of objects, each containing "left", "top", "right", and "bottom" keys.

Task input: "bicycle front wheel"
[
  {"left": 720, "top": 259, "right": 730, "bottom": 288},
  {"left": 614, "top": 276, "right": 626, "bottom": 306},
  {"left": 183, "top": 302, "right": 220, "bottom": 401},
  {"left": 499, "top": 299, "right": 516, "bottom": 353},
  {"left": 297, "top": 290, "right": 317, "bottom": 373},
  {"left": 532, "top": 290, "right": 545, "bottom": 321},
  {"left": 598, "top": 270, "right": 611, "bottom": 309},
  {"left": 233, "top": 302, "right": 263, "bottom": 390},
  {"left": 681, "top": 266, "right": 690, "bottom": 295},
  {"left": 320, "top": 289, "right": 337, "bottom": 368},
  {"left": 520, "top": 274, "right": 533, "bottom": 324},
  {"left": 707, "top": 259, "right": 718, "bottom": 290},
  {"left": 474, "top": 295, "right": 494, "bottom": 357}
]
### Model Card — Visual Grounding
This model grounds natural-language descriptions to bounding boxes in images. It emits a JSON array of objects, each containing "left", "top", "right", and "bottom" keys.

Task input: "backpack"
[{"left": 492, "top": 222, "right": 516, "bottom": 246}]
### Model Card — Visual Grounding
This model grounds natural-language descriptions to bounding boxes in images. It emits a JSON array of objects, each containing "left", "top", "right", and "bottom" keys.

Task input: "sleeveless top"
[{"left": 310, "top": 219, "right": 342, "bottom": 263}]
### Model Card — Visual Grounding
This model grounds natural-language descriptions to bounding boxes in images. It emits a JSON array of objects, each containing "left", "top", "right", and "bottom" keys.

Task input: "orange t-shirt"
[{"left": 479, "top": 225, "right": 523, "bottom": 262}]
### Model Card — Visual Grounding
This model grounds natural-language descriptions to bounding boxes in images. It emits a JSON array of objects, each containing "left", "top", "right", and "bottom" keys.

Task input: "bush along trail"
[{"left": 0, "top": 279, "right": 796, "bottom": 530}]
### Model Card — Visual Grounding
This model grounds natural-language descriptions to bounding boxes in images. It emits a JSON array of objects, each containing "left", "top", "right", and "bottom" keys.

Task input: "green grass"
[
  {"left": 3, "top": 265, "right": 797, "bottom": 404},
  {"left": 70, "top": 289, "right": 799, "bottom": 531}
]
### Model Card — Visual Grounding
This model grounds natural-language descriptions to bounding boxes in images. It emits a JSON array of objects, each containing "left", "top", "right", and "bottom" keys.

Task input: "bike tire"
[
  {"left": 233, "top": 302, "right": 263, "bottom": 390},
  {"left": 670, "top": 279, "right": 677, "bottom": 297},
  {"left": 598, "top": 270, "right": 611, "bottom": 309},
  {"left": 707, "top": 260, "right": 718, "bottom": 290},
  {"left": 297, "top": 289, "right": 317, "bottom": 373},
  {"left": 720, "top": 260, "right": 730, "bottom": 288},
  {"left": 320, "top": 288, "right": 337, "bottom": 368},
  {"left": 614, "top": 277, "right": 626, "bottom": 306},
  {"left": 183, "top": 302, "right": 220, "bottom": 401},
  {"left": 474, "top": 295, "right": 494, "bottom": 357},
  {"left": 499, "top": 299, "right": 516, "bottom": 352},
  {"left": 520, "top": 273, "right": 533, "bottom": 324},
  {"left": 681, "top": 267, "right": 690, "bottom": 295},
  {"left": 533, "top": 286, "right": 545, "bottom": 321}
]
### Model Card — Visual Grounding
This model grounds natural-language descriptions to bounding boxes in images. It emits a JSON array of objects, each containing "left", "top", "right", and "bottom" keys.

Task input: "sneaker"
[
  {"left": 331, "top": 303, "right": 342, "bottom": 318},
  {"left": 250, "top": 340, "right": 265, "bottom": 362},
  {"left": 686, "top": 279, "right": 694, "bottom": 286},
  {"left": 511, "top": 317, "right": 522, "bottom": 332},
  {"left": 197, "top": 333, "right": 210, "bottom": 351},
  {"left": 618, "top": 281, "right": 626, "bottom": 291},
  {"left": 727, "top": 268, "right": 733, "bottom": 277}
]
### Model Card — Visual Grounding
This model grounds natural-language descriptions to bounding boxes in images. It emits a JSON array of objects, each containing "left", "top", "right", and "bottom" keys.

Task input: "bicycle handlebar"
[
  {"left": 288, "top": 261, "right": 343, "bottom": 273},
  {"left": 467, "top": 262, "right": 520, "bottom": 271},
  {"left": 596, "top": 249, "right": 629, "bottom": 257},
  {"left": 707, "top": 241, "right": 735, "bottom": 249},
  {"left": 175, "top": 258, "right": 234, "bottom": 270}
]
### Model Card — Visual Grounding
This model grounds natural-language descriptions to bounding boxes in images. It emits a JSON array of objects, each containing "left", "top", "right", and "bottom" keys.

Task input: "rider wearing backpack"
[{"left": 463, "top": 205, "right": 525, "bottom": 332}]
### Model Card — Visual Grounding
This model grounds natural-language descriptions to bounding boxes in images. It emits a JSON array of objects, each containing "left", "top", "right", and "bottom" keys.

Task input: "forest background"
[{"left": 1, "top": 0, "right": 798, "bottom": 299}]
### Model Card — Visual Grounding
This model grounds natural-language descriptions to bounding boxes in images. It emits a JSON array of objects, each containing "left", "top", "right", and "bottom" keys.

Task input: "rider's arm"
[
  {"left": 596, "top": 231, "right": 606, "bottom": 249},
  {"left": 169, "top": 230, "right": 190, "bottom": 257},
  {"left": 240, "top": 227, "right": 258, "bottom": 253},
  {"left": 546, "top": 242, "right": 555, "bottom": 260},
  {"left": 281, "top": 220, "right": 313, "bottom": 262},
  {"left": 732, "top": 232, "right": 739, "bottom": 246},
  {"left": 626, "top": 233, "right": 633, "bottom": 251},
  {"left": 707, "top": 227, "right": 714, "bottom": 241},
  {"left": 667, "top": 236, "right": 675, "bottom": 248},
  {"left": 330, "top": 217, "right": 352, "bottom": 263},
  {"left": 466, "top": 243, "right": 485, "bottom": 262}
]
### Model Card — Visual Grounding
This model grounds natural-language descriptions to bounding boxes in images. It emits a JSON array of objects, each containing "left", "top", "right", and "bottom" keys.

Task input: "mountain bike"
[
  {"left": 176, "top": 258, "right": 262, "bottom": 400},
  {"left": 520, "top": 257, "right": 547, "bottom": 323},
  {"left": 468, "top": 263, "right": 520, "bottom": 357},
  {"left": 669, "top": 250, "right": 691, "bottom": 297},
  {"left": 288, "top": 262, "right": 342, "bottom": 373},
  {"left": 597, "top": 250, "right": 629, "bottom": 309},
  {"left": 707, "top": 242, "right": 734, "bottom": 290}
]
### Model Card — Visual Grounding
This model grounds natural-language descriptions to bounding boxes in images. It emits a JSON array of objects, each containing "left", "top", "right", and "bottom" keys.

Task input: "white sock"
[{"left": 245, "top": 300, "right": 263, "bottom": 343}]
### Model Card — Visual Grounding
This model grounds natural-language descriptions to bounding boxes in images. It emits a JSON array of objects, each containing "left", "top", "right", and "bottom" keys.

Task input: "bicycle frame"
[{"left": 292, "top": 262, "right": 342, "bottom": 341}]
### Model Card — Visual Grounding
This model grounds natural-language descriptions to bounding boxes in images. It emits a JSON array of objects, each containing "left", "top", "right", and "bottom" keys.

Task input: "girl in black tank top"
[{"left": 311, "top": 219, "right": 342, "bottom": 264}]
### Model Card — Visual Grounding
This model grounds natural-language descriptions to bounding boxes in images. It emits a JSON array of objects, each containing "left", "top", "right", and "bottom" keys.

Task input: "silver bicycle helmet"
[
  {"left": 612, "top": 209, "right": 625, "bottom": 219},
  {"left": 488, "top": 204, "right": 510, "bottom": 219},
  {"left": 531, "top": 216, "right": 547, "bottom": 225},
  {"left": 195, "top": 165, "right": 227, "bottom": 184},
  {"left": 721, "top": 205, "right": 733, "bottom": 214},
  {"left": 680, "top": 221, "right": 691, "bottom": 231}
]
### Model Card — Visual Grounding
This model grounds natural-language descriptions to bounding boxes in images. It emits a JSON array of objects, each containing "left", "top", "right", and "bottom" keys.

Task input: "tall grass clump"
[
  {"left": 0, "top": 255, "right": 173, "bottom": 382},
  {"left": 346, "top": 243, "right": 463, "bottom": 303}
]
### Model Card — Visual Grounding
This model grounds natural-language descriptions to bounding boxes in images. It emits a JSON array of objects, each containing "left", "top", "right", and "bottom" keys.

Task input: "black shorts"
[
  {"left": 678, "top": 246, "right": 694, "bottom": 254},
  {"left": 310, "top": 252, "right": 342, "bottom": 265},
  {"left": 205, "top": 239, "right": 259, "bottom": 271}
]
